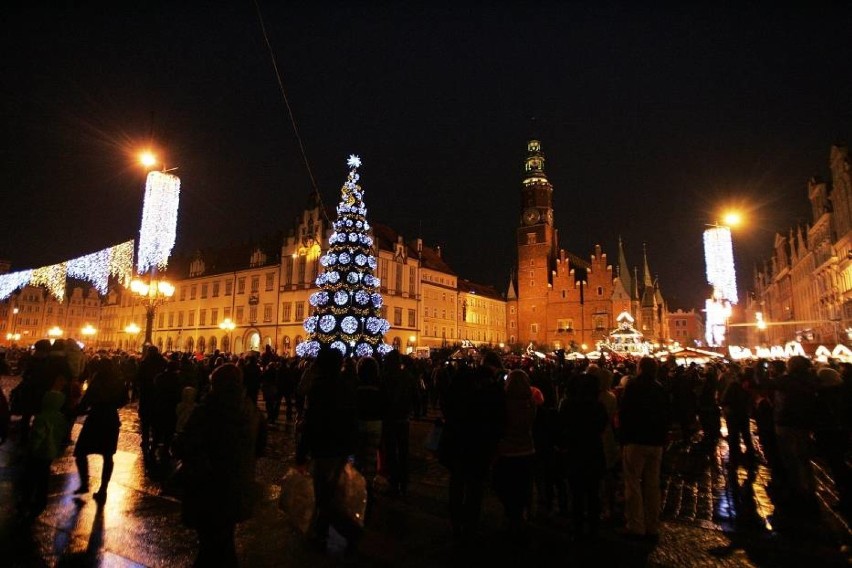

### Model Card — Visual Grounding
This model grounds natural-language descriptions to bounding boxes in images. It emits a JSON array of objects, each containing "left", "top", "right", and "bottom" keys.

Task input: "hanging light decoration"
[
  {"left": 31, "top": 263, "right": 67, "bottom": 301},
  {"left": 67, "top": 248, "right": 111, "bottom": 295},
  {"left": 137, "top": 170, "right": 180, "bottom": 273},
  {"left": 108, "top": 240, "right": 135, "bottom": 286},
  {"left": 0, "top": 270, "right": 33, "bottom": 300}
]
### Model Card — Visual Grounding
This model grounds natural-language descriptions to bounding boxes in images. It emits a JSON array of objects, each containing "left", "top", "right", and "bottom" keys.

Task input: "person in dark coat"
[
  {"left": 14, "top": 339, "right": 54, "bottom": 443},
  {"left": 137, "top": 345, "right": 167, "bottom": 457},
  {"left": 174, "top": 363, "right": 261, "bottom": 567},
  {"left": 152, "top": 360, "right": 183, "bottom": 459},
  {"left": 73, "top": 357, "right": 128, "bottom": 503},
  {"left": 441, "top": 353, "right": 505, "bottom": 542},
  {"left": 619, "top": 356, "right": 670, "bottom": 539},
  {"left": 355, "top": 356, "right": 387, "bottom": 521},
  {"left": 242, "top": 355, "right": 262, "bottom": 406},
  {"left": 295, "top": 347, "right": 361, "bottom": 552},
  {"left": 558, "top": 372, "right": 608, "bottom": 539},
  {"left": 381, "top": 350, "right": 417, "bottom": 497}
]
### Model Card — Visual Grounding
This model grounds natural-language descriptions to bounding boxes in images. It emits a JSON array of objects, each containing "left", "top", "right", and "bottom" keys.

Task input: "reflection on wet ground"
[{"left": 1, "top": 374, "right": 849, "bottom": 567}]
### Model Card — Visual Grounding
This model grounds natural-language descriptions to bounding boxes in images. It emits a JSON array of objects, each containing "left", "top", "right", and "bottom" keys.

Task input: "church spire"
[
  {"left": 642, "top": 242, "right": 653, "bottom": 288},
  {"left": 523, "top": 140, "right": 548, "bottom": 185},
  {"left": 618, "top": 236, "right": 632, "bottom": 296}
]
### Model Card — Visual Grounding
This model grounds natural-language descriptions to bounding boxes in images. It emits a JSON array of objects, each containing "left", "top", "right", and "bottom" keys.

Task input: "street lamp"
[
  {"left": 47, "top": 326, "right": 63, "bottom": 339},
  {"left": 219, "top": 318, "right": 236, "bottom": 353},
  {"left": 130, "top": 276, "right": 175, "bottom": 346},
  {"left": 81, "top": 323, "right": 97, "bottom": 347}
]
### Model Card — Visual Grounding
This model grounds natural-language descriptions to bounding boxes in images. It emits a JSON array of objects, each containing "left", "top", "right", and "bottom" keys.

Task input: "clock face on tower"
[{"left": 522, "top": 208, "right": 540, "bottom": 225}]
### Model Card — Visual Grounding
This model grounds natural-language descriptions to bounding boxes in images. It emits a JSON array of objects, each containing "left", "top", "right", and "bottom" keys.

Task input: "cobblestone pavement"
[{"left": 1, "top": 375, "right": 850, "bottom": 567}]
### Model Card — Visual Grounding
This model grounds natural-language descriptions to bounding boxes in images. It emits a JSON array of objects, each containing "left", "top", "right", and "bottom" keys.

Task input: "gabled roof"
[{"left": 458, "top": 278, "right": 504, "bottom": 301}]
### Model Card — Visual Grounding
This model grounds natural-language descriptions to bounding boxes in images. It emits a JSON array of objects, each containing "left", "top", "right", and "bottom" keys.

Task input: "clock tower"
[{"left": 516, "top": 140, "right": 557, "bottom": 346}]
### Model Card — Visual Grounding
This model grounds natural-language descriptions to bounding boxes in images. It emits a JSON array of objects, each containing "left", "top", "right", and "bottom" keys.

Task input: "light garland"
[
  {"left": 137, "top": 171, "right": 180, "bottom": 273},
  {"left": 31, "top": 263, "right": 68, "bottom": 301},
  {"left": 0, "top": 270, "right": 34, "bottom": 300},
  {"left": 67, "top": 248, "right": 111, "bottom": 295},
  {"left": 109, "top": 240, "right": 135, "bottom": 286}
]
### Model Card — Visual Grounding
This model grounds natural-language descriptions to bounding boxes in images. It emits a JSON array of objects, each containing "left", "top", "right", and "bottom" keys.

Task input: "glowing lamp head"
[
  {"left": 722, "top": 211, "right": 742, "bottom": 227},
  {"left": 157, "top": 281, "right": 175, "bottom": 297},
  {"left": 124, "top": 323, "right": 141, "bottom": 335},
  {"left": 140, "top": 151, "right": 157, "bottom": 169}
]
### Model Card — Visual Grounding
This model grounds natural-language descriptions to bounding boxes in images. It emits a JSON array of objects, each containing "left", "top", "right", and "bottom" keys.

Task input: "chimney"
[{"left": 435, "top": 245, "right": 442, "bottom": 258}]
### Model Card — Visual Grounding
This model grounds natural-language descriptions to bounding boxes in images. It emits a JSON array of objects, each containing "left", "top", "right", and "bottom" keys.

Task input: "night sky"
[{"left": 3, "top": 3, "right": 851, "bottom": 311}]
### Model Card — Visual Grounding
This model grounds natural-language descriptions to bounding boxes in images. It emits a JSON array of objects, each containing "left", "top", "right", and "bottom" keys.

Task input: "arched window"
[
  {"left": 157, "top": 338, "right": 164, "bottom": 351},
  {"left": 282, "top": 336, "right": 291, "bottom": 354},
  {"left": 295, "top": 335, "right": 303, "bottom": 347},
  {"left": 197, "top": 336, "right": 206, "bottom": 353},
  {"left": 392, "top": 336, "right": 401, "bottom": 350},
  {"left": 185, "top": 336, "right": 194, "bottom": 352},
  {"left": 222, "top": 336, "right": 230, "bottom": 353},
  {"left": 209, "top": 336, "right": 217, "bottom": 351},
  {"left": 166, "top": 337, "right": 173, "bottom": 352}
]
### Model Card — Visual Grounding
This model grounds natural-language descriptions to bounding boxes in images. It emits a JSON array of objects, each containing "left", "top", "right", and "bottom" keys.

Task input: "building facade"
[
  {"left": 507, "top": 140, "right": 669, "bottom": 351},
  {"left": 750, "top": 145, "right": 852, "bottom": 347}
]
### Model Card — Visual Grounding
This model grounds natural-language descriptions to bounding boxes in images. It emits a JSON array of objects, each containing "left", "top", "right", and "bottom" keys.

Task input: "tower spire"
[
  {"left": 642, "top": 242, "right": 653, "bottom": 288},
  {"left": 618, "top": 236, "right": 632, "bottom": 295}
]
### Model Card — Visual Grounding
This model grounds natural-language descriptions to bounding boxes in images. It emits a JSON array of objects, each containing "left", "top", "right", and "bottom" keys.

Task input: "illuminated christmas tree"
[{"left": 296, "top": 155, "right": 391, "bottom": 358}]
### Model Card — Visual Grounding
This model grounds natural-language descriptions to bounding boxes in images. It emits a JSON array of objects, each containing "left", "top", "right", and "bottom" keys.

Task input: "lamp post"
[
  {"left": 47, "top": 326, "right": 63, "bottom": 341},
  {"left": 219, "top": 318, "right": 236, "bottom": 353},
  {"left": 130, "top": 276, "right": 175, "bottom": 347},
  {"left": 11, "top": 307, "right": 19, "bottom": 344}
]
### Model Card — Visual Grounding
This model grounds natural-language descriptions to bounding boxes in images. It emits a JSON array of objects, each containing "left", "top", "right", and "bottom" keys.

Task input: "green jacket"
[{"left": 29, "top": 390, "right": 67, "bottom": 460}]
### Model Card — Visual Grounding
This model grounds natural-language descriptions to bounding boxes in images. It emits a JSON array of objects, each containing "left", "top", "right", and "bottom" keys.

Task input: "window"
[
  {"left": 380, "top": 260, "right": 388, "bottom": 284},
  {"left": 408, "top": 309, "right": 416, "bottom": 327},
  {"left": 285, "top": 257, "right": 294, "bottom": 285},
  {"left": 225, "top": 280, "right": 233, "bottom": 295},
  {"left": 409, "top": 267, "right": 415, "bottom": 295},
  {"left": 158, "top": 313, "right": 165, "bottom": 328},
  {"left": 510, "top": 321, "right": 516, "bottom": 329},
  {"left": 530, "top": 323, "right": 538, "bottom": 334},
  {"left": 527, "top": 233, "right": 536, "bottom": 244},
  {"left": 237, "top": 278, "right": 246, "bottom": 294},
  {"left": 236, "top": 307, "right": 244, "bottom": 324},
  {"left": 265, "top": 273, "right": 274, "bottom": 291},
  {"left": 168, "top": 312, "right": 174, "bottom": 328},
  {"left": 188, "top": 310, "right": 195, "bottom": 326},
  {"left": 224, "top": 307, "right": 231, "bottom": 319},
  {"left": 298, "top": 256, "right": 306, "bottom": 283},
  {"left": 530, "top": 280, "right": 535, "bottom": 288},
  {"left": 595, "top": 316, "right": 605, "bottom": 330},
  {"left": 557, "top": 318, "right": 573, "bottom": 331},
  {"left": 562, "top": 290, "right": 566, "bottom": 299},
  {"left": 251, "top": 276, "right": 260, "bottom": 293},
  {"left": 190, "top": 285, "right": 197, "bottom": 300},
  {"left": 295, "top": 302, "right": 305, "bottom": 321},
  {"left": 510, "top": 306, "right": 516, "bottom": 314},
  {"left": 263, "top": 303, "right": 272, "bottom": 322},
  {"left": 282, "top": 302, "right": 292, "bottom": 322},
  {"left": 249, "top": 306, "right": 257, "bottom": 322},
  {"left": 597, "top": 286, "right": 603, "bottom": 296},
  {"left": 212, "top": 281, "right": 220, "bottom": 297},
  {"left": 180, "top": 286, "right": 187, "bottom": 301},
  {"left": 200, "top": 309, "right": 207, "bottom": 326},
  {"left": 201, "top": 283, "right": 208, "bottom": 299},
  {"left": 529, "top": 259, "right": 534, "bottom": 266},
  {"left": 211, "top": 308, "right": 218, "bottom": 324},
  {"left": 394, "top": 307, "right": 403, "bottom": 326},
  {"left": 395, "top": 264, "right": 403, "bottom": 293}
]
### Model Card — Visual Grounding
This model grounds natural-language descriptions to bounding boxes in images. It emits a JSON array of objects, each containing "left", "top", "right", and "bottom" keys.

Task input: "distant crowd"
[{"left": 1, "top": 341, "right": 850, "bottom": 566}]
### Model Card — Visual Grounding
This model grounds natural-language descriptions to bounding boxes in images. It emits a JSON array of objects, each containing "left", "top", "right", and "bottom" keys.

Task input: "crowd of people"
[{"left": 2, "top": 340, "right": 851, "bottom": 565}]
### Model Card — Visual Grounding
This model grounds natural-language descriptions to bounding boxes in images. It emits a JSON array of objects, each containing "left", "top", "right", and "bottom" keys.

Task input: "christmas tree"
[{"left": 296, "top": 155, "right": 391, "bottom": 358}]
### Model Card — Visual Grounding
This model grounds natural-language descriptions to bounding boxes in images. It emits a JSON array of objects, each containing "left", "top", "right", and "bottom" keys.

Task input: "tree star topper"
[{"left": 347, "top": 154, "right": 362, "bottom": 169}]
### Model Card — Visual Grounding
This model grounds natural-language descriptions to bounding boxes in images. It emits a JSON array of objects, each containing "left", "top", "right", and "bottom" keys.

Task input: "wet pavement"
[{"left": 1, "top": 374, "right": 850, "bottom": 567}]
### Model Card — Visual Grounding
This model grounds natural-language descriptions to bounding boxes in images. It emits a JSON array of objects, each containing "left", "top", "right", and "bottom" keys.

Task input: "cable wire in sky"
[{"left": 252, "top": 0, "right": 330, "bottom": 225}]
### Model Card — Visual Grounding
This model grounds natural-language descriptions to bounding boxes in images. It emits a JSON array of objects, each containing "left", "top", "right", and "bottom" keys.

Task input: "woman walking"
[{"left": 73, "top": 356, "right": 128, "bottom": 503}]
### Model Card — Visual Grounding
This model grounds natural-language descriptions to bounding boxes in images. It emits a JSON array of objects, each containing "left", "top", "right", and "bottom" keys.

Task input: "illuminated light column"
[
  {"left": 137, "top": 170, "right": 180, "bottom": 274},
  {"left": 703, "top": 224, "right": 738, "bottom": 347}
]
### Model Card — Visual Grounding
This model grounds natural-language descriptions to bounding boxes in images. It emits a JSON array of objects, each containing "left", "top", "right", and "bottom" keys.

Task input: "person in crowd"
[
  {"left": 137, "top": 345, "right": 167, "bottom": 458},
  {"left": 14, "top": 339, "right": 54, "bottom": 443},
  {"left": 295, "top": 347, "right": 361, "bottom": 553},
  {"left": 619, "top": 356, "right": 670, "bottom": 540},
  {"left": 18, "top": 390, "right": 67, "bottom": 520},
  {"left": 261, "top": 360, "right": 282, "bottom": 425},
  {"left": 697, "top": 364, "right": 721, "bottom": 450},
  {"left": 441, "top": 352, "right": 505, "bottom": 543},
  {"left": 175, "top": 385, "right": 198, "bottom": 435},
  {"left": 354, "top": 356, "right": 387, "bottom": 520},
  {"left": 174, "top": 363, "right": 261, "bottom": 567},
  {"left": 494, "top": 368, "right": 536, "bottom": 540},
  {"left": 280, "top": 359, "right": 299, "bottom": 423},
  {"left": 813, "top": 366, "right": 851, "bottom": 516},
  {"left": 671, "top": 365, "right": 698, "bottom": 443},
  {"left": 559, "top": 371, "right": 608, "bottom": 540},
  {"left": 721, "top": 366, "right": 756, "bottom": 464},
  {"left": 381, "top": 350, "right": 417, "bottom": 497},
  {"left": 531, "top": 364, "right": 564, "bottom": 519},
  {"left": 152, "top": 359, "right": 183, "bottom": 462},
  {"left": 772, "top": 355, "right": 819, "bottom": 514},
  {"left": 73, "top": 356, "right": 128, "bottom": 503},
  {"left": 242, "top": 355, "right": 262, "bottom": 407},
  {"left": 591, "top": 364, "right": 620, "bottom": 521},
  {"left": 49, "top": 340, "right": 78, "bottom": 442}
]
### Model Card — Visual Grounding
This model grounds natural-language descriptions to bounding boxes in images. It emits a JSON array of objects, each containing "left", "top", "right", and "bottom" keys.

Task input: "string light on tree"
[{"left": 296, "top": 155, "right": 391, "bottom": 358}]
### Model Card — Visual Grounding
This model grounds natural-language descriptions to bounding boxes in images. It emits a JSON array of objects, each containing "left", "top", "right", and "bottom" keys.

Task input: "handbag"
[
  {"left": 337, "top": 462, "right": 368, "bottom": 528},
  {"left": 278, "top": 467, "right": 316, "bottom": 535}
]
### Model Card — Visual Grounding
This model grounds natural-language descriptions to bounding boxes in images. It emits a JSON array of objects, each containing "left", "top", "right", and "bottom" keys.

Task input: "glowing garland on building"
[
  {"left": 296, "top": 155, "right": 391, "bottom": 357},
  {"left": 137, "top": 170, "right": 180, "bottom": 273}
]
